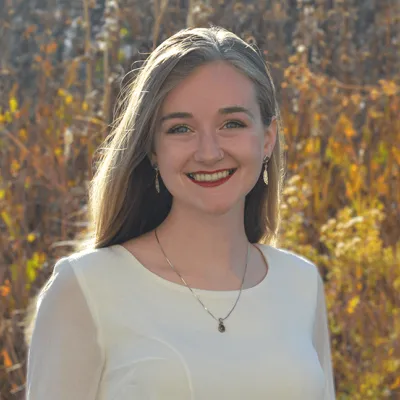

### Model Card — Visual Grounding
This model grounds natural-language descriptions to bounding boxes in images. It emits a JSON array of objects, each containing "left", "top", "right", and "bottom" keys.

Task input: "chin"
[{"left": 196, "top": 199, "right": 243, "bottom": 216}]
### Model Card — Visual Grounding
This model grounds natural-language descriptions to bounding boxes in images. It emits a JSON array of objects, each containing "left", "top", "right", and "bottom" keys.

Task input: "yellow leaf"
[
  {"left": 27, "top": 233, "right": 36, "bottom": 242},
  {"left": 65, "top": 95, "right": 73, "bottom": 104},
  {"left": 346, "top": 295, "right": 360, "bottom": 314},
  {"left": 119, "top": 27, "right": 129, "bottom": 38},
  {"left": 0, "top": 189, "right": 5, "bottom": 200},
  {"left": 5, "top": 111, "right": 12, "bottom": 123},
  {"left": 1, "top": 211, "right": 12, "bottom": 230},
  {"left": 9, "top": 97, "right": 18, "bottom": 113},
  {"left": 18, "top": 128, "right": 28, "bottom": 141},
  {"left": 26, "top": 252, "right": 43, "bottom": 283},
  {"left": 26, "top": 259, "right": 38, "bottom": 283}
]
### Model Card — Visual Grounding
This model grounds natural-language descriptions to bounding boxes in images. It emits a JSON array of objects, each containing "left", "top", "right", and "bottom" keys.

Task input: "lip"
[{"left": 186, "top": 168, "right": 236, "bottom": 175}]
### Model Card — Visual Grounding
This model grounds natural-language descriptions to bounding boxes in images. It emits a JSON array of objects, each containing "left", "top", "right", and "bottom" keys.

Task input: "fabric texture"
[{"left": 26, "top": 243, "right": 336, "bottom": 400}]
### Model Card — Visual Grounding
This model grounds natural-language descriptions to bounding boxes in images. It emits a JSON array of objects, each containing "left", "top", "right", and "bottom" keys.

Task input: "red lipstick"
[{"left": 186, "top": 169, "right": 237, "bottom": 188}]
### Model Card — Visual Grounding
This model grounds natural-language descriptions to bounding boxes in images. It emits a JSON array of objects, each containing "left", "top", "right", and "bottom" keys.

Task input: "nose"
[{"left": 193, "top": 131, "right": 224, "bottom": 164}]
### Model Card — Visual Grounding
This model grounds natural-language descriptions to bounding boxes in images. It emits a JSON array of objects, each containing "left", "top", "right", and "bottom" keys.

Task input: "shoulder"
[
  {"left": 55, "top": 245, "right": 121, "bottom": 273},
  {"left": 257, "top": 243, "right": 319, "bottom": 272},
  {"left": 47, "top": 245, "right": 126, "bottom": 296},
  {"left": 257, "top": 244, "right": 322, "bottom": 307},
  {"left": 35, "top": 250, "right": 105, "bottom": 319},
  {"left": 256, "top": 243, "right": 320, "bottom": 286}
]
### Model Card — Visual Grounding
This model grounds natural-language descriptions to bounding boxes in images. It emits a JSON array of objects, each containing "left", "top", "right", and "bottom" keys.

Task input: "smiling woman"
[{"left": 25, "top": 26, "right": 336, "bottom": 400}]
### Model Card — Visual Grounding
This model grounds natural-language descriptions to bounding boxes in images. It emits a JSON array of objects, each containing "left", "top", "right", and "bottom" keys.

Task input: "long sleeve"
[
  {"left": 312, "top": 271, "right": 336, "bottom": 399},
  {"left": 26, "top": 258, "right": 105, "bottom": 400}
]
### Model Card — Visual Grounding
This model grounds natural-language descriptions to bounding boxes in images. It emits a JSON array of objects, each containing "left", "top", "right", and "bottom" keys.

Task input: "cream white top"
[{"left": 26, "top": 243, "right": 336, "bottom": 399}]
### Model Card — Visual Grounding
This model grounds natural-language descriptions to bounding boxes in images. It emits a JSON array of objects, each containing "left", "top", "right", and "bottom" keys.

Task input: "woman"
[{"left": 26, "top": 26, "right": 336, "bottom": 399}]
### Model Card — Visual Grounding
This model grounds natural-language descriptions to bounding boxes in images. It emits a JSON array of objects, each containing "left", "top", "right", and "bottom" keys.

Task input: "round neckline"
[{"left": 112, "top": 242, "right": 273, "bottom": 299}]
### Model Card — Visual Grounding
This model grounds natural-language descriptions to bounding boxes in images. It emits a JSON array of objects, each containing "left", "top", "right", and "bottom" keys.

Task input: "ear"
[
  {"left": 263, "top": 116, "right": 277, "bottom": 158},
  {"left": 148, "top": 149, "right": 157, "bottom": 166},
  {"left": 150, "top": 156, "right": 157, "bottom": 166}
]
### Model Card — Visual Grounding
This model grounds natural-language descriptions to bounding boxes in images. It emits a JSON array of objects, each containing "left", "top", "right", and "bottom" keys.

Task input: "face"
[{"left": 152, "top": 61, "right": 277, "bottom": 216}]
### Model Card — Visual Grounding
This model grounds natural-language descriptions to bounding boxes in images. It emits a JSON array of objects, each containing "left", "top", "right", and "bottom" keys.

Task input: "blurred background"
[{"left": 0, "top": 0, "right": 399, "bottom": 398}]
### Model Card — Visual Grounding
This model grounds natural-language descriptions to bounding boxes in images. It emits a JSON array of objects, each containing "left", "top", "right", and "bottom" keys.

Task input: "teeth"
[{"left": 188, "top": 169, "right": 235, "bottom": 182}]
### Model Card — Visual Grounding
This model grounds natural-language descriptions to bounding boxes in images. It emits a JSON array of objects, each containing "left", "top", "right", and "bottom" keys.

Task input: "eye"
[
  {"left": 223, "top": 120, "right": 246, "bottom": 129},
  {"left": 166, "top": 124, "right": 191, "bottom": 134}
]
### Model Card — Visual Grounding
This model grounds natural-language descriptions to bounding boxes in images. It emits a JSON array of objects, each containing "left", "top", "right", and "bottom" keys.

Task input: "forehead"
[{"left": 161, "top": 61, "right": 258, "bottom": 115}]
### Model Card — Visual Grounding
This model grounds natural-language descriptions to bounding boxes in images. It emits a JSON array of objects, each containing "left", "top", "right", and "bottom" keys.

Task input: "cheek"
[
  {"left": 158, "top": 143, "right": 187, "bottom": 171},
  {"left": 156, "top": 143, "right": 188, "bottom": 189},
  {"left": 234, "top": 131, "right": 264, "bottom": 163}
]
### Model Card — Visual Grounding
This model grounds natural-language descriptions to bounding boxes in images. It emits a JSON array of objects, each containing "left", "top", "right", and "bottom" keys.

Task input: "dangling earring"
[
  {"left": 154, "top": 164, "right": 160, "bottom": 193},
  {"left": 263, "top": 155, "right": 270, "bottom": 185}
]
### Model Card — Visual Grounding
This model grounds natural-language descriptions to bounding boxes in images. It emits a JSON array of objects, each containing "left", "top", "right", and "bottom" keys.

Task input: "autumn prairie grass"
[{"left": 0, "top": 1, "right": 399, "bottom": 399}]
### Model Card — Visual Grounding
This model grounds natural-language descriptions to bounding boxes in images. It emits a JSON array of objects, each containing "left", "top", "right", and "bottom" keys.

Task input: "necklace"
[{"left": 154, "top": 228, "right": 249, "bottom": 333}]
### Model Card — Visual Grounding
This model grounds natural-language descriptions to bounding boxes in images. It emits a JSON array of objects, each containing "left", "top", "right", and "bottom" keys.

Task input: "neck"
[{"left": 154, "top": 200, "right": 250, "bottom": 280}]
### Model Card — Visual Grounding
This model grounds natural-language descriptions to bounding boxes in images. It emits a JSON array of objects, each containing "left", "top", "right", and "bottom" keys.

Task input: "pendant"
[
  {"left": 218, "top": 318, "right": 226, "bottom": 333},
  {"left": 263, "top": 168, "right": 269, "bottom": 185}
]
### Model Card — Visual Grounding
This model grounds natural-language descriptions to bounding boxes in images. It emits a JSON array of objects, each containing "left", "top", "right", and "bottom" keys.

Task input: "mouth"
[{"left": 186, "top": 168, "right": 237, "bottom": 183}]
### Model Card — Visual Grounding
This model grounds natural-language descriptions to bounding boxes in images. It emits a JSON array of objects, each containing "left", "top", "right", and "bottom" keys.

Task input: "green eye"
[
  {"left": 167, "top": 125, "right": 191, "bottom": 134},
  {"left": 224, "top": 121, "right": 246, "bottom": 129}
]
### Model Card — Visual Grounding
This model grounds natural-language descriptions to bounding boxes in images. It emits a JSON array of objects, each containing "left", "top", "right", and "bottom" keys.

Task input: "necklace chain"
[{"left": 154, "top": 229, "right": 249, "bottom": 332}]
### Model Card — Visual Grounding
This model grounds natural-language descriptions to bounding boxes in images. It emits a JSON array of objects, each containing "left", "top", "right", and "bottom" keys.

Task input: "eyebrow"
[
  {"left": 160, "top": 112, "right": 192, "bottom": 123},
  {"left": 219, "top": 106, "right": 254, "bottom": 120},
  {"left": 159, "top": 106, "right": 255, "bottom": 123}
]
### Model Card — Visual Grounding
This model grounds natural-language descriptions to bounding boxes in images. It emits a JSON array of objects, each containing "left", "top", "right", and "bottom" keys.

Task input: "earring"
[
  {"left": 263, "top": 155, "right": 270, "bottom": 185},
  {"left": 154, "top": 164, "right": 160, "bottom": 193}
]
